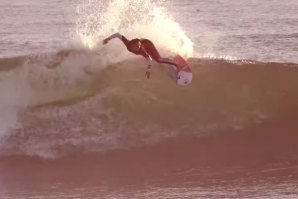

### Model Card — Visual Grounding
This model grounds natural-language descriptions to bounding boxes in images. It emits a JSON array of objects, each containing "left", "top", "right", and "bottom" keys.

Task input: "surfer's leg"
[
  {"left": 142, "top": 40, "right": 161, "bottom": 60},
  {"left": 142, "top": 40, "right": 178, "bottom": 67},
  {"left": 157, "top": 58, "right": 178, "bottom": 68}
]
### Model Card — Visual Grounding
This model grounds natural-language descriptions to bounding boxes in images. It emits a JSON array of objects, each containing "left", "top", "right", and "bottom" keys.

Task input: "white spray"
[
  {"left": 76, "top": 0, "right": 193, "bottom": 58},
  {"left": 0, "top": 67, "right": 31, "bottom": 139}
]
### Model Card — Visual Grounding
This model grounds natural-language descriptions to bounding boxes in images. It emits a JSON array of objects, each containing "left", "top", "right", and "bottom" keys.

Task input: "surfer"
[
  {"left": 102, "top": 33, "right": 179, "bottom": 78},
  {"left": 102, "top": 33, "right": 192, "bottom": 85}
]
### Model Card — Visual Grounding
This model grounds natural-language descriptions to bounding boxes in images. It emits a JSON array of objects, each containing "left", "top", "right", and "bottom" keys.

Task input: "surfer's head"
[{"left": 128, "top": 39, "right": 141, "bottom": 53}]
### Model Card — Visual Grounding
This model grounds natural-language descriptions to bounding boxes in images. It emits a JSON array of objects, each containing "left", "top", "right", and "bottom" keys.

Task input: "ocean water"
[
  {"left": 1, "top": 0, "right": 298, "bottom": 198},
  {"left": 168, "top": 0, "right": 298, "bottom": 62}
]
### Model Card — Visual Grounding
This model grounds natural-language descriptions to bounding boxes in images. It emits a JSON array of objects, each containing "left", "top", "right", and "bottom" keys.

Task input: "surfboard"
[
  {"left": 164, "top": 54, "right": 192, "bottom": 85},
  {"left": 173, "top": 55, "right": 192, "bottom": 72}
]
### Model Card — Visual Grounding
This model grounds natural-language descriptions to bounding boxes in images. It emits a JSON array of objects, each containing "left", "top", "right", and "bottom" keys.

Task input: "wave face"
[
  {"left": 0, "top": 49, "right": 298, "bottom": 159},
  {"left": 1, "top": 50, "right": 298, "bottom": 198}
]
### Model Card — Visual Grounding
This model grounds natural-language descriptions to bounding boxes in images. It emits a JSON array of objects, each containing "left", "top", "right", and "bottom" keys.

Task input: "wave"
[{"left": 0, "top": 49, "right": 298, "bottom": 158}]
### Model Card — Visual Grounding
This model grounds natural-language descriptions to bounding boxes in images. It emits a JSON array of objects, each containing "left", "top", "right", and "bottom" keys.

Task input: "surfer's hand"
[
  {"left": 145, "top": 69, "right": 151, "bottom": 79},
  {"left": 146, "top": 65, "right": 152, "bottom": 79},
  {"left": 102, "top": 39, "right": 109, "bottom": 45}
]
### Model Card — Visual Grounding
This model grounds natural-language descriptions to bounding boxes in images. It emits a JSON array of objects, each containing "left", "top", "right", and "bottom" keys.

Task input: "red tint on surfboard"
[{"left": 173, "top": 55, "right": 192, "bottom": 72}]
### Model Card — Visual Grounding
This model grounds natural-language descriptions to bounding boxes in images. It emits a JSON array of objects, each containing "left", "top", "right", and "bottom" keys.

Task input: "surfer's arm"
[
  {"left": 103, "top": 33, "right": 129, "bottom": 46},
  {"left": 106, "top": 33, "right": 122, "bottom": 40},
  {"left": 141, "top": 45, "right": 154, "bottom": 79},
  {"left": 146, "top": 55, "right": 153, "bottom": 67},
  {"left": 145, "top": 56, "right": 153, "bottom": 79},
  {"left": 141, "top": 45, "right": 153, "bottom": 66}
]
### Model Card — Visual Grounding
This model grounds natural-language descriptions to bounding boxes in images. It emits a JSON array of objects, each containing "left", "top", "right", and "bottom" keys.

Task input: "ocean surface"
[{"left": 1, "top": 0, "right": 298, "bottom": 198}]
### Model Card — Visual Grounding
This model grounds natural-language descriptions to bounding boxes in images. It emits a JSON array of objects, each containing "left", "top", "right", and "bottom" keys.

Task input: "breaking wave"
[{"left": 0, "top": 49, "right": 298, "bottom": 158}]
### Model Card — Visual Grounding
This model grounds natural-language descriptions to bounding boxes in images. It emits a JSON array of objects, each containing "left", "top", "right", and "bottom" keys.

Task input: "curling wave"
[{"left": 0, "top": 49, "right": 298, "bottom": 158}]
